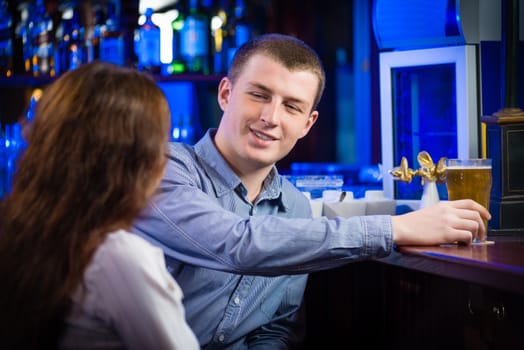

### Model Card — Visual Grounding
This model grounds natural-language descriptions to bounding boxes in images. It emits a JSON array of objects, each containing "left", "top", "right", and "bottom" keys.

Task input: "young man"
[{"left": 133, "top": 33, "right": 490, "bottom": 349}]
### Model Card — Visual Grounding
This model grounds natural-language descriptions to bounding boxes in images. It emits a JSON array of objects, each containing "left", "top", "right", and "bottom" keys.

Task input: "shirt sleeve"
[
  {"left": 133, "top": 153, "right": 393, "bottom": 276},
  {"left": 84, "top": 232, "right": 200, "bottom": 350}
]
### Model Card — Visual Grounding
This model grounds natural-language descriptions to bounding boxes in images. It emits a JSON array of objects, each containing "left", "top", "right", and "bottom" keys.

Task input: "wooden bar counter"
[
  {"left": 304, "top": 234, "right": 524, "bottom": 349},
  {"left": 381, "top": 235, "right": 524, "bottom": 296}
]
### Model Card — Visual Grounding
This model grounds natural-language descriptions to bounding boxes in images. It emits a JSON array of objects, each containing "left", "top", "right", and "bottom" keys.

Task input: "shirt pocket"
[
  {"left": 259, "top": 275, "right": 307, "bottom": 320},
  {"left": 260, "top": 278, "right": 287, "bottom": 320},
  {"left": 282, "top": 275, "right": 308, "bottom": 309}
]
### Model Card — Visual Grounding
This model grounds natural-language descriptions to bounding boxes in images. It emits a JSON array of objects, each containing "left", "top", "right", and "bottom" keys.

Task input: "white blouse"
[{"left": 60, "top": 229, "right": 199, "bottom": 350}]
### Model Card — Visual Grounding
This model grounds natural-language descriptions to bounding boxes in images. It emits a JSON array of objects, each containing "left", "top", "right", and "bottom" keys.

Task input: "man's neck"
[
  {"left": 212, "top": 130, "right": 275, "bottom": 203},
  {"left": 239, "top": 166, "right": 273, "bottom": 203}
]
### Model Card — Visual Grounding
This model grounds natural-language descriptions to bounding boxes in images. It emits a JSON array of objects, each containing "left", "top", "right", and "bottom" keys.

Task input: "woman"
[{"left": 0, "top": 62, "right": 199, "bottom": 349}]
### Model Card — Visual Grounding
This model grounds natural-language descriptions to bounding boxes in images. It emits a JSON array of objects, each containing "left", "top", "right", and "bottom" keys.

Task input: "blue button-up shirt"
[{"left": 133, "top": 130, "right": 393, "bottom": 349}]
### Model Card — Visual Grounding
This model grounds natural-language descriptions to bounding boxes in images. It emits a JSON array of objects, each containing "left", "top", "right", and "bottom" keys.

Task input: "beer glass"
[{"left": 446, "top": 158, "right": 492, "bottom": 242}]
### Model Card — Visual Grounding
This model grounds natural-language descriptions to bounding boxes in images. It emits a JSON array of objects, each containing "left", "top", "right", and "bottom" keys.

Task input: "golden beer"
[
  {"left": 446, "top": 159, "right": 492, "bottom": 239},
  {"left": 446, "top": 166, "right": 492, "bottom": 208}
]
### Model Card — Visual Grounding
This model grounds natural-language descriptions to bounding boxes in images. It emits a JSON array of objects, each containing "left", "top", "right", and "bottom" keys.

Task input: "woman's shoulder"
[
  {"left": 90, "top": 230, "right": 164, "bottom": 277},
  {"left": 101, "top": 229, "right": 156, "bottom": 255}
]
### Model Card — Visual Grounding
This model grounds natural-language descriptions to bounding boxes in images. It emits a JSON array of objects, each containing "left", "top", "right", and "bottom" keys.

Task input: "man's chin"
[{"left": 245, "top": 154, "right": 279, "bottom": 170}]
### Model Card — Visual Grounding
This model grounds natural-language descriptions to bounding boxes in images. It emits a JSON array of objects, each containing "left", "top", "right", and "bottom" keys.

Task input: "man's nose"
[{"left": 260, "top": 102, "right": 279, "bottom": 126}]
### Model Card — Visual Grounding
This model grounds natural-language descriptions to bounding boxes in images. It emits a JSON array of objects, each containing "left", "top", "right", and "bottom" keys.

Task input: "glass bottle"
[
  {"left": 135, "top": 7, "right": 161, "bottom": 74},
  {"left": 31, "top": 0, "right": 55, "bottom": 77},
  {"left": 169, "top": 0, "right": 186, "bottom": 75},
  {"left": 171, "top": 113, "right": 195, "bottom": 144},
  {"left": 227, "top": 0, "right": 251, "bottom": 67},
  {"left": 181, "top": 0, "right": 210, "bottom": 74},
  {"left": 15, "top": 1, "right": 33, "bottom": 74},
  {"left": 99, "top": 1, "right": 124, "bottom": 66},
  {"left": 210, "top": 0, "right": 228, "bottom": 74},
  {"left": 86, "top": 4, "right": 105, "bottom": 63},
  {"left": 180, "top": 113, "right": 195, "bottom": 144},
  {"left": 54, "top": 4, "right": 67, "bottom": 75},
  {"left": 67, "top": 4, "right": 86, "bottom": 71},
  {"left": 55, "top": 2, "right": 86, "bottom": 74},
  {"left": 0, "top": 0, "right": 13, "bottom": 77}
]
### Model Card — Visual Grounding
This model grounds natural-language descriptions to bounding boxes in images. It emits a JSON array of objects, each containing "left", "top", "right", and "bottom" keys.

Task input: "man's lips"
[{"left": 252, "top": 129, "right": 277, "bottom": 141}]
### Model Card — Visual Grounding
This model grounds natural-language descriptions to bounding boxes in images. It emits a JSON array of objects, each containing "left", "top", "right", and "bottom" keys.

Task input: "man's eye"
[
  {"left": 250, "top": 92, "right": 266, "bottom": 99},
  {"left": 286, "top": 104, "right": 301, "bottom": 112}
]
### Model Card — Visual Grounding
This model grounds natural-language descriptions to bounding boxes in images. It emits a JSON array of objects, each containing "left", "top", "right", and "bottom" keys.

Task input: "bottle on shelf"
[
  {"left": 168, "top": 0, "right": 187, "bottom": 75},
  {"left": 99, "top": 0, "right": 125, "bottom": 66},
  {"left": 1, "top": 122, "right": 14, "bottom": 198},
  {"left": 134, "top": 7, "right": 161, "bottom": 74},
  {"left": 0, "top": 88, "right": 41, "bottom": 198},
  {"left": 67, "top": 4, "right": 87, "bottom": 70},
  {"left": 172, "top": 113, "right": 195, "bottom": 144},
  {"left": 227, "top": 0, "right": 251, "bottom": 67},
  {"left": 210, "top": 0, "right": 229, "bottom": 74},
  {"left": 55, "top": 2, "right": 87, "bottom": 75},
  {"left": 181, "top": 0, "right": 210, "bottom": 74},
  {"left": 31, "top": 0, "right": 55, "bottom": 77},
  {"left": 54, "top": 5, "right": 66, "bottom": 74},
  {"left": 0, "top": 121, "right": 25, "bottom": 198},
  {"left": 0, "top": 0, "right": 13, "bottom": 77},
  {"left": 15, "top": 1, "right": 33, "bottom": 74},
  {"left": 86, "top": 4, "right": 105, "bottom": 63}
]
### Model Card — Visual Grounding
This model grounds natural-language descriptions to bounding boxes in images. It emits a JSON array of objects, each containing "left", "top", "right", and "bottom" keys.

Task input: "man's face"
[{"left": 215, "top": 54, "right": 319, "bottom": 174}]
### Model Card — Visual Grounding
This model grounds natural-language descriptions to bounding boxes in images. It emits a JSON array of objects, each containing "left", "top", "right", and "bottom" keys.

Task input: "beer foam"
[{"left": 446, "top": 166, "right": 491, "bottom": 169}]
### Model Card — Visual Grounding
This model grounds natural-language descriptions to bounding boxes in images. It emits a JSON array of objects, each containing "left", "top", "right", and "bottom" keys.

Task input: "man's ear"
[
  {"left": 299, "top": 111, "right": 319, "bottom": 138},
  {"left": 217, "top": 77, "right": 232, "bottom": 112}
]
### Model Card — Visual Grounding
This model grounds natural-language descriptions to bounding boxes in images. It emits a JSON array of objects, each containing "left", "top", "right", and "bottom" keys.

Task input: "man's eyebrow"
[{"left": 247, "top": 82, "right": 272, "bottom": 93}]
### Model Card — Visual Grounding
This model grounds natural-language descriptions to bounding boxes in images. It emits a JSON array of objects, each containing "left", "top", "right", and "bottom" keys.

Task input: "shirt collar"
[{"left": 194, "top": 130, "right": 288, "bottom": 208}]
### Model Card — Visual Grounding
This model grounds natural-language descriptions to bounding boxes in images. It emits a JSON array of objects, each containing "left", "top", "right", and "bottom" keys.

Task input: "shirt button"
[
  {"left": 218, "top": 334, "right": 225, "bottom": 342},
  {"left": 234, "top": 296, "right": 240, "bottom": 305}
]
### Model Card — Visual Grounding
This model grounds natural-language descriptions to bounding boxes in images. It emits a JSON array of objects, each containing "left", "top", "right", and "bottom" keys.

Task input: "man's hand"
[{"left": 391, "top": 199, "right": 491, "bottom": 246}]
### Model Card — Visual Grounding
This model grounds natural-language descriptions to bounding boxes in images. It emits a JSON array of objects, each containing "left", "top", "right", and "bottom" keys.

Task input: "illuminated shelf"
[
  {"left": 0, "top": 72, "right": 224, "bottom": 88},
  {"left": 153, "top": 73, "right": 224, "bottom": 84},
  {"left": 0, "top": 75, "right": 55, "bottom": 88}
]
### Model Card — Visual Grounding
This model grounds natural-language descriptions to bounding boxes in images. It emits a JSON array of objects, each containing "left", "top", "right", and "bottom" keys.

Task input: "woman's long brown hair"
[{"left": 0, "top": 62, "right": 171, "bottom": 348}]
